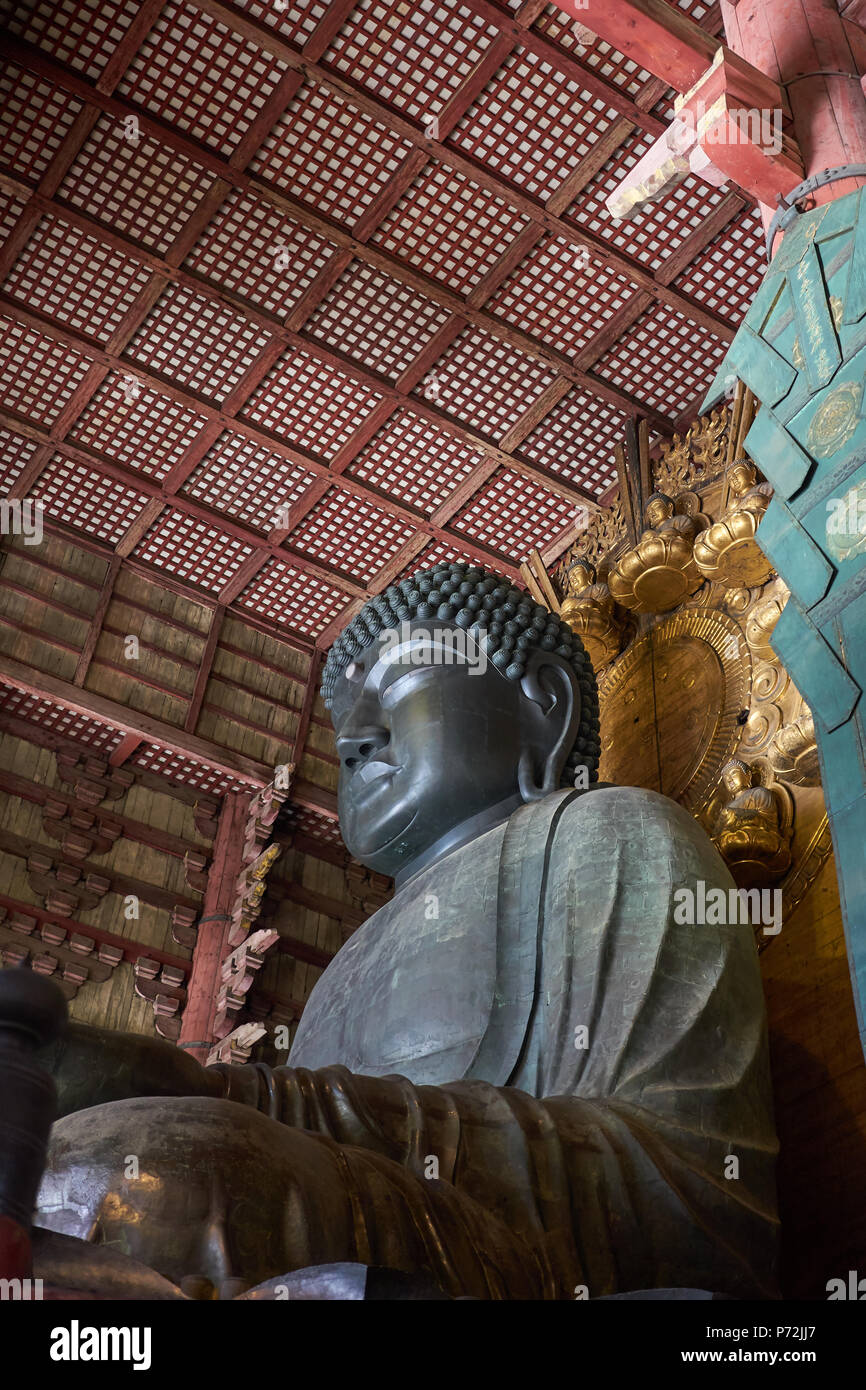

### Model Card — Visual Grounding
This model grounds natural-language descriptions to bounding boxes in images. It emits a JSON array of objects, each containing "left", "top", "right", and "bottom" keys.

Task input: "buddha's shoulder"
[{"left": 547, "top": 784, "right": 724, "bottom": 866}]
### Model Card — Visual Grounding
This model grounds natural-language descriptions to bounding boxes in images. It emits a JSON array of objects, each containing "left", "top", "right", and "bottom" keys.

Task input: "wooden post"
[
  {"left": 177, "top": 792, "right": 252, "bottom": 1066},
  {"left": 721, "top": 0, "right": 866, "bottom": 230}
]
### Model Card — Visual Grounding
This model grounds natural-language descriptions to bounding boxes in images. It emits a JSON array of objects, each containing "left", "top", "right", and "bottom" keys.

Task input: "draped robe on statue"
[{"left": 36, "top": 785, "right": 779, "bottom": 1299}]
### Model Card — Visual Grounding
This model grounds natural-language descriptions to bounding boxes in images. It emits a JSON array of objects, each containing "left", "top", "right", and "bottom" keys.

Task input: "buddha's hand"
[
  {"left": 37, "top": 1021, "right": 222, "bottom": 1117},
  {"left": 35, "top": 1093, "right": 546, "bottom": 1298}
]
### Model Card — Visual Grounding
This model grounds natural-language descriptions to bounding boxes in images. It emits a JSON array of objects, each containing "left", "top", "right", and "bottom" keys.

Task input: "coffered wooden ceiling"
[{"left": 0, "top": 0, "right": 765, "bottom": 844}]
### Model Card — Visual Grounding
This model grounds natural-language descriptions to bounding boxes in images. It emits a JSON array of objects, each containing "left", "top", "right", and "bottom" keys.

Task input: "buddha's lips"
[{"left": 356, "top": 759, "right": 400, "bottom": 786}]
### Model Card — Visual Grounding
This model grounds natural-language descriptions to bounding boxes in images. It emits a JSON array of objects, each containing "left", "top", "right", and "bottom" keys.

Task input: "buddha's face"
[
  {"left": 722, "top": 762, "right": 750, "bottom": 796},
  {"left": 730, "top": 462, "right": 755, "bottom": 496},
  {"left": 645, "top": 495, "right": 673, "bottom": 528},
  {"left": 567, "top": 562, "right": 594, "bottom": 595},
  {"left": 329, "top": 620, "right": 578, "bottom": 877}
]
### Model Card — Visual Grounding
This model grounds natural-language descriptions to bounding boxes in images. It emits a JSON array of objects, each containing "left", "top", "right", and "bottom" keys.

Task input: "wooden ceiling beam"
[
  {"left": 0, "top": 264, "right": 599, "bottom": 507},
  {"left": 655, "top": 190, "right": 748, "bottom": 286},
  {"left": 290, "top": 650, "right": 323, "bottom": 774},
  {"left": 540, "top": 0, "right": 721, "bottom": 93},
  {"left": 3, "top": 37, "right": 735, "bottom": 359},
  {"left": 195, "top": 0, "right": 668, "bottom": 136},
  {"left": 0, "top": 826, "right": 200, "bottom": 917},
  {"left": 185, "top": 606, "right": 225, "bottom": 734},
  {"left": 0, "top": 891, "right": 192, "bottom": 974},
  {"left": 73, "top": 555, "right": 121, "bottom": 687},
  {"left": 0, "top": 4, "right": 355, "bottom": 574},
  {"left": 0, "top": 652, "right": 272, "bottom": 786},
  {"left": 0, "top": 657, "right": 341, "bottom": 819},
  {"left": 0, "top": 169, "right": 679, "bottom": 442}
]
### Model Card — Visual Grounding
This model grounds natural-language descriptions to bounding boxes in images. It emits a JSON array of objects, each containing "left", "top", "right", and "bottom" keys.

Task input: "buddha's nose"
[{"left": 337, "top": 726, "right": 390, "bottom": 772}]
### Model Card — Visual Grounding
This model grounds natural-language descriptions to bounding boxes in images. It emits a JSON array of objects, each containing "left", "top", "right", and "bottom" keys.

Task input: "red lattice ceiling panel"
[
  {"left": 322, "top": 0, "right": 501, "bottom": 123},
  {"left": 0, "top": 688, "right": 123, "bottom": 754},
  {"left": 36, "top": 452, "right": 151, "bottom": 545},
  {"left": 518, "top": 386, "right": 625, "bottom": 494},
  {"left": 402, "top": 537, "right": 484, "bottom": 577},
  {"left": 450, "top": 467, "right": 574, "bottom": 559},
  {"left": 134, "top": 507, "right": 256, "bottom": 594},
  {"left": 286, "top": 490, "right": 417, "bottom": 586},
  {"left": 487, "top": 234, "right": 638, "bottom": 359},
  {"left": 125, "top": 283, "right": 272, "bottom": 406},
  {"left": 232, "top": 0, "right": 329, "bottom": 48},
  {"left": 69, "top": 372, "right": 210, "bottom": 484},
  {"left": 130, "top": 743, "right": 248, "bottom": 795},
  {"left": 3, "top": 216, "right": 153, "bottom": 346},
  {"left": 59, "top": 113, "right": 217, "bottom": 256},
  {"left": 235, "top": 555, "right": 350, "bottom": 639},
  {"left": 449, "top": 47, "right": 621, "bottom": 201},
  {"left": 185, "top": 191, "right": 338, "bottom": 323},
  {"left": 305, "top": 262, "right": 453, "bottom": 383},
  {"left": 252, "top": 79, "right": 415, "bottom": 231},
  {"left": 241, "top": 346, "right": 384, "bottom": 463},
  {"left": 371, "top": 162, "right": 530, "bottom": 297},
  {"left": 674, "top": 204, "right": 766, "bottom": 325},
  {"left": 283, "top": 805, "right": 344, "bottom": 848},
  {"left": 347, "top": 410, "right": 483, "bottom": 516},
  {"left": 182, "top": 433, "right": 317, "bottom": 534},
  {"left": 118, "top": 0, "right": 289, "bottom": 158},
  {"left": 0, "top": 425, "right": 41, "bottom": 494},
  {"left": 0, "top": 188, "right": 28, "bottom": 245},
  {"left": 0, "top": 64, "right": 84, "bottom": 183},
  {"left": 594, "top": 302, "right": 727, "bottom": 417},
  {"left": 531, "top": 6, "right": 654, "bottom": 100},
  {"left": 2, "top": 0, "right": 142, "bottom": 83},
  {"left": 676, "top": 0, "right": 714, "bottom": 19},
  {"left": 417, "top": 326, "right": 556, "bottom": 440},
  {"left": 0, "top": 314, "right": 93, "bottom": 428},
  {"left": 566, "top": 127, "right": 729, "bottom": 274}
]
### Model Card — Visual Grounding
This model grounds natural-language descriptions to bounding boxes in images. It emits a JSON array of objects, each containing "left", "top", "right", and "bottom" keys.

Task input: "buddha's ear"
[{"left": 517, "top": 652, "right": 582, "bottom": 801}]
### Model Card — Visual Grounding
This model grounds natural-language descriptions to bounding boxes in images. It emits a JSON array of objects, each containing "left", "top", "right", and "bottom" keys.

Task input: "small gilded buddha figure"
[
  {"left": 28, "top": 563, "right": 779, "bottom": 1300},
  {"left": 712, "top": 758, "right": 793, "bottom": 884},
  {"left": 609, "top": 492, "right": 706, "bottom": 613},
  {"left": 694, "top": 462, "right": 774, "bottom": 587},
  {"left": 559, "top": 558, "right": 625, "bottom": 669}
]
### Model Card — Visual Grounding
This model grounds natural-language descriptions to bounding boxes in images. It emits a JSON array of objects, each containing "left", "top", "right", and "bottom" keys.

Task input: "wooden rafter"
[{"left": 73, "top": 554, "right": 121, "bottom": 687}]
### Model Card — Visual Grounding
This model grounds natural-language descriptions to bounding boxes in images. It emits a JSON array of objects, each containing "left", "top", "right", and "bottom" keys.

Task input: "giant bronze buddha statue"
[{"left": 18, "top": 563, "right": 778, "bottom": 1299}]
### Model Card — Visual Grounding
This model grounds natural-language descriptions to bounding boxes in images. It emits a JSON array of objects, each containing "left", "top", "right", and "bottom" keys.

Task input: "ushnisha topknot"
[{"left": 321, "top": 561, "right": 602, "bottom": 788}]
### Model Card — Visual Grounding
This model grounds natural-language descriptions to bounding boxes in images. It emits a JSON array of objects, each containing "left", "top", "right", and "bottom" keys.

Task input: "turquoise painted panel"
[
  {"left": 843, "top": 188, "right": 866, "bottom": 324},
  {"left": 788, "top": 342, "right": 866, "bottom": 474},
  {"left": 817, "top": 717, "right": 866, "bottom": 816},
  {"left": 790, "top": 241, "right": 842, "bottom": 390},
  {"left": 745, "top": 405, "right": 815, "bottom": 498},
  {"left": 727, "top": 324, "right": 798, "bottom": 406},
  {"left": 799, "top": 455, "right": 866, "bottom": 588},
  {"left": 771, "top": 598, "right": 860, "bottom": 732},
  {"left": 757, "top": 497, "right": 835, "bottom": 609}
]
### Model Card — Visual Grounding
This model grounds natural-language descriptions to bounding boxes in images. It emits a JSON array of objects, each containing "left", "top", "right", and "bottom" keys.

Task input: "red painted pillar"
[
  {"left": 721, "top": 0, "right": 866, "bottom": 233},
  {"left": 177, "top": 791, "right": 250, "bottom": 1066}
]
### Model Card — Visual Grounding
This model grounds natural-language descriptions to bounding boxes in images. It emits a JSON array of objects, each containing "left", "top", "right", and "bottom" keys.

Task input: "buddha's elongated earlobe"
[{"left": 518, "top": 747, "right": 560, "bottom": 802}]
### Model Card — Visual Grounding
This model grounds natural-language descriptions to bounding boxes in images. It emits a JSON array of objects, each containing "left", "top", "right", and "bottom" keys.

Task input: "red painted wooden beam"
[
  {"left": 548, "top": 0, "right": 720, "bottom": 93},
  {"left": 177, "top": 791, "right": 251, "bottom": 1064}
]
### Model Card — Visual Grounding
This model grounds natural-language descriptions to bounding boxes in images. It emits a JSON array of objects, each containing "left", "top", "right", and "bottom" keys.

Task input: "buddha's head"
[
  {"left": 565, "top": 559, "right": 595, "bottom": 595},
  {"left": 721, "top": 757, "right": 752, "bottom": 797},
  {"left": 322, "top": 562, "right": 600, "bottom": 879},
  {"left": 729, "top": 461, "right": 757, "bottom": 498},
  {"left": 644, "top": 492, "right": 677, "bottom": 529}
]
